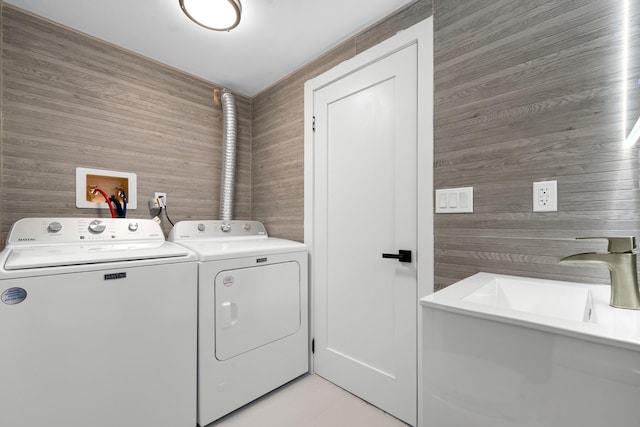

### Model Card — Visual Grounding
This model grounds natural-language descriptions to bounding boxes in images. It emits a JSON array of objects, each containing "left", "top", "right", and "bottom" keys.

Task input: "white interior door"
[{"left": 311, "top": 42, "right": 418, "bottom": 425}]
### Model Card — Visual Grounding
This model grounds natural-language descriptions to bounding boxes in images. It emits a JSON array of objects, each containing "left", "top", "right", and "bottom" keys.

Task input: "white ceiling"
[{"left": 5, "top": 0, "right": 416, "bottom": 96}]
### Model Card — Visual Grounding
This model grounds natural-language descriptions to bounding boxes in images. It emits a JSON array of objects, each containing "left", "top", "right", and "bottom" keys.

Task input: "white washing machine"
[
  {"left": 168, "top": 220, "right": 308, "bottom": 426},
  {"left": 0, "top": 218, "right": 198, "bottom": 427}
]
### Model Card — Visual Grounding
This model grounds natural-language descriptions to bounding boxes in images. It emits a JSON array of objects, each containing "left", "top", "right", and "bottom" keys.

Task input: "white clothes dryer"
[
  {"left": 0, "top": 218, "right": 197, "bottom": 427},
  {"left": 168, "top": 220, "right": 308, "bottom": 425}
]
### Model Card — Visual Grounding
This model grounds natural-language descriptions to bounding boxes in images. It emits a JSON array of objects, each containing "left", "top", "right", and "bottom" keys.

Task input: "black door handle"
[{"left": 382, "top": 250, "right": 412, "bottom": 263}]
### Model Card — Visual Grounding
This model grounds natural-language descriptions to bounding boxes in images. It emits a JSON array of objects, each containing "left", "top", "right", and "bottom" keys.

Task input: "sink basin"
[
  {"left": 421, "top": 272, "right": 640, "bottom": 350},
  {"left": 420, "top": 272, "right": 640, "bottom": 427},
  {"left": 462, "top": 276, "right": 593, "bottom": 322}
]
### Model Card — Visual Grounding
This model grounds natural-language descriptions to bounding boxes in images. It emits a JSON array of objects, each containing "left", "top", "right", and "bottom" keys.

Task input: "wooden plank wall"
[
  {"left": 1, "top": 1, "right": 3, "bottom": 233},
  {"left": 433, "top": 0, "right": 640, "bottom": 289},
  {"left": 251, "top": 0, "right": 434, "bottom": 242},
  {"left": 2, "top": 0, "right": 638, "bottom": 291},
  {"left": 1, "top": 5, "right": 252, "bottom": 246},
  {"left": 253, "top": 0, "right": 639, "bottom": 289}
]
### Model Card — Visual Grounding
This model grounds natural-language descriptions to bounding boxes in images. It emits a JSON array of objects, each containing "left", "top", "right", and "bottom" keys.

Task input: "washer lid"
[{"left": 4, "top": 241, "right": 192, "bottom": 270}]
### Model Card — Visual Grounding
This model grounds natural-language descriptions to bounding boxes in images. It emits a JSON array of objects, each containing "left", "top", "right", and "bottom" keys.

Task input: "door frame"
[{"left": 304, "top": 17, "right": 433, "bottom": 426}]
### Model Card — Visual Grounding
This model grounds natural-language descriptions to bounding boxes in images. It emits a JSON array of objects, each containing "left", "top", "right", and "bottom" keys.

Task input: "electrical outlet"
[
  {"left": 153, "top": 192, "right": 167, "bottom": 208},
  {"left": 533, "top": 180, "right": 557, "bottom": 212}
]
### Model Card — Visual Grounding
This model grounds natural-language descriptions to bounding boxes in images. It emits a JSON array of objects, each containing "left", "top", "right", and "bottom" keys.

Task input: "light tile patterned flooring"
[{"left": 208, "top": 374, "right": 410, "bottom": 427}]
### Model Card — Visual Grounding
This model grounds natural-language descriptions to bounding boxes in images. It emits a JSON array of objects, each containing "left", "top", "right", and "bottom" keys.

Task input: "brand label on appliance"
[
  {"left": 222, "top": 276, "right": 235, "bottom": 287},
  {"left": 256, "top": 257, "right": 267, "bottom": 263},
  {"left": 1, "top": 287, "right": 27, "bottom": 305},
  {"left": 104, "top": 272, "right": 127, "bottom": 280}
]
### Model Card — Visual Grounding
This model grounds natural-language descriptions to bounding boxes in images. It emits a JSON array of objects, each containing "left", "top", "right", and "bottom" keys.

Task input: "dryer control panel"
[
  {"left": 168, "top": 220, "right": 268, "bottom": 241},
  {"left": 6, "top": 218, "right": 165, "bottom": 245}
]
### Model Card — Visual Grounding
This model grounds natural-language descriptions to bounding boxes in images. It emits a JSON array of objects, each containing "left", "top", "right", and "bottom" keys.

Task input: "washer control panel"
[
  {"left": 6, "top": 218, "right": 165, "bottom": 244},
  {"left": 168, "top": 220, "right": 268, "bottom": 241}
]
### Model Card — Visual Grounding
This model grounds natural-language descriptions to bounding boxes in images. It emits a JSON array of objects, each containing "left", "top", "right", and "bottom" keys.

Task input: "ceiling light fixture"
[{"left": 179, "top": 0, "right": 242, "bottom": 31}]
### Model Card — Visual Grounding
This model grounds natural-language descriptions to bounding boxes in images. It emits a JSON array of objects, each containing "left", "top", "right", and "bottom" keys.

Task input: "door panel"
[
  {"left": 312, "top": 43, "right": 418, "bottom": 425},
  {"left": 214, "top": 262, "right": 301, "bottom": 361}
]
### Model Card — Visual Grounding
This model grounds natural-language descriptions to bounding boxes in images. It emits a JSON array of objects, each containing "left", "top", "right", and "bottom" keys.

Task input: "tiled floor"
[{"left": 208, "top": 374, "right": 410, "bottom": 427}]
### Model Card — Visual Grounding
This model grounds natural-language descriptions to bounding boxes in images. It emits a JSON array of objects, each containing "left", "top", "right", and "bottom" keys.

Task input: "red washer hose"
[{"left": 93, "top": 188, "right": 117, "bottom": 218}]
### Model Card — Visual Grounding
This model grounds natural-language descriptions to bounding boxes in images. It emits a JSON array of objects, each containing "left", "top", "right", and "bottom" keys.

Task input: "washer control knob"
[
  {"left": 88, "top": 220, "right": 106, "bottom": 234},
  {"left": 47, "top": 222, "right": 62, "bottom": 233},
  {"left": 243, "top": 223, "right": 251, "bottom": 231},
  {"left": 197, "top": 223, "right": 206, "bottom": 232},
  {"left": 128, "top": 222, "right": 139, "bottom": 232},
  {"left": 220, "top": 223, "right": 232, "bottom": 233}
]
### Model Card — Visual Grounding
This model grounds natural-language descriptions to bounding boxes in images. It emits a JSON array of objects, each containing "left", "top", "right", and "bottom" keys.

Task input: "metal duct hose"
[{"left": 217, "top": 89, "right": 237, "bottom": 221}]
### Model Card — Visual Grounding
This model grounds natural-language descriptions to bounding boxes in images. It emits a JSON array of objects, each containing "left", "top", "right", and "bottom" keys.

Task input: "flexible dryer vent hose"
[{"left": 214, "top": 88, "right": 237, "bottom": 221}]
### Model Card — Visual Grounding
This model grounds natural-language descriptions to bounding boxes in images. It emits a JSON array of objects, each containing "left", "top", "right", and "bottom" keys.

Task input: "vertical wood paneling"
[
  {"left": 1, "top": 6, "right": 251, "bottom": 246},
  {"left": 251, "top": 0, "right": 434, "bottom": 241},
  {"left": 433, "top": 0, "right": 640, "bottom": 290}
]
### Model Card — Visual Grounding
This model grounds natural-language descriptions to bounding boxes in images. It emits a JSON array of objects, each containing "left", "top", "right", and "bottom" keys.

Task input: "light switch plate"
[{"left": 436, "top": 187, "right": 473, "bottom": 213}]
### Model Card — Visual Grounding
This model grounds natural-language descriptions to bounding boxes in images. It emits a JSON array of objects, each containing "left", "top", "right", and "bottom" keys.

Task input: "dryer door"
[{"left": 215, "top": 261, "right": 301, "bottom": 360}]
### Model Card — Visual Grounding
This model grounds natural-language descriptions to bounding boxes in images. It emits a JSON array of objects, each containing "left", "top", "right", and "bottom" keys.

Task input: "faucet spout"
[{"left": 559, "top": 242, "right": 640, "bottom": 310}]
